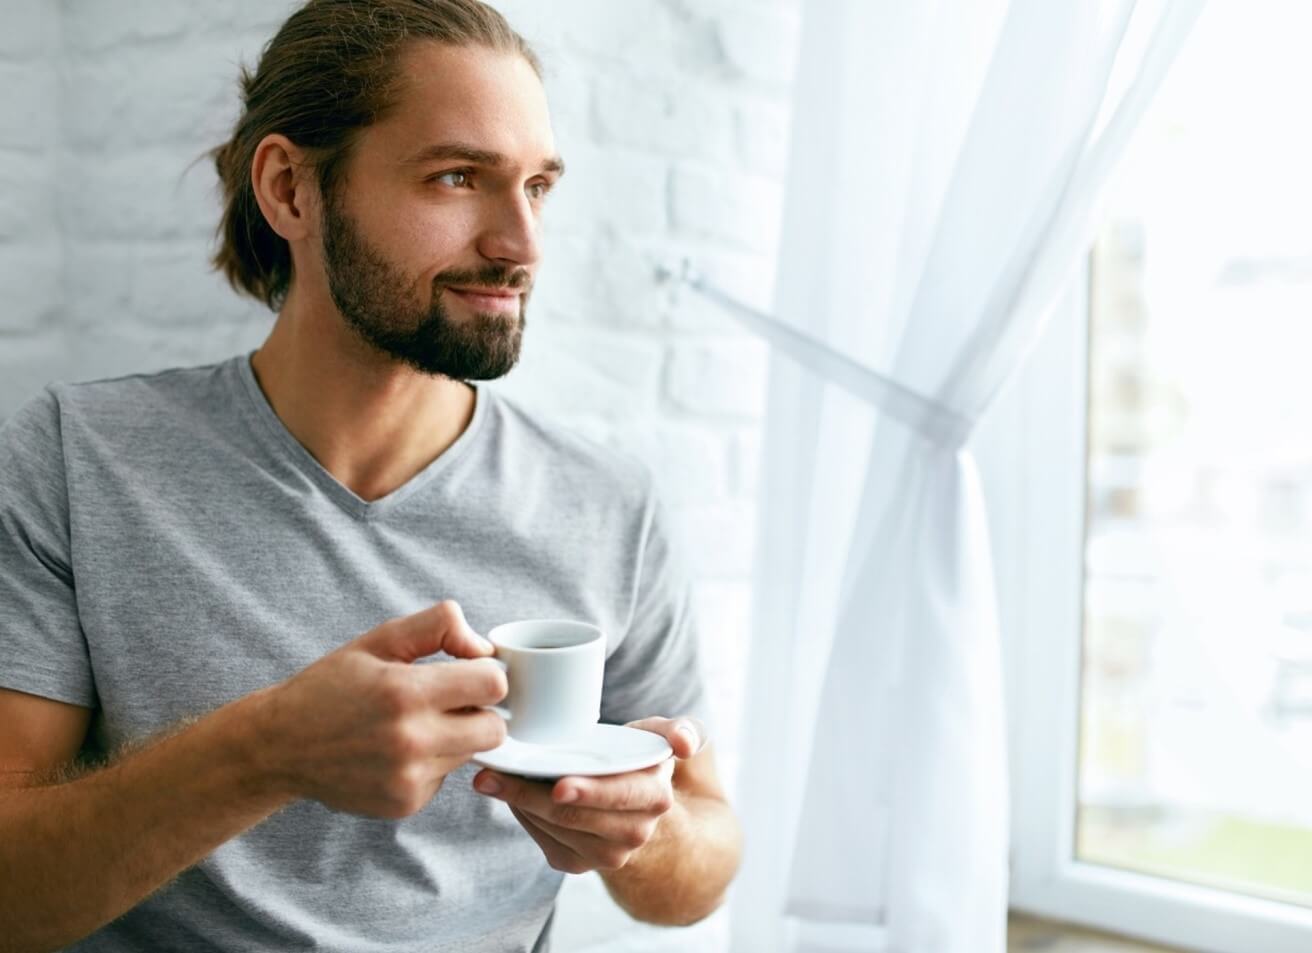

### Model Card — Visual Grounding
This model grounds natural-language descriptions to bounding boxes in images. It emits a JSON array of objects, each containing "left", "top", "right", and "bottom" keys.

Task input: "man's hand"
[
  {"left": 253, "top": 600, "right": 508, "bottom": 818},
  {"left": 470, "top": 716, "right": 705, "bottom": 874}
]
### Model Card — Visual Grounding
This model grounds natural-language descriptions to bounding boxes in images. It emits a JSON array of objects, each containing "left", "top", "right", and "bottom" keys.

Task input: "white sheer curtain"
[{"left": 703, "top": 1, "right": 1209, "bottom": 951}]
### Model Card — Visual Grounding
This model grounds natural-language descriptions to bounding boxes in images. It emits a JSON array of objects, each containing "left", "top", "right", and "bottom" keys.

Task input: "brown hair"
[{"left": 209, "top": 0, "right": 542, "bottom": 311}]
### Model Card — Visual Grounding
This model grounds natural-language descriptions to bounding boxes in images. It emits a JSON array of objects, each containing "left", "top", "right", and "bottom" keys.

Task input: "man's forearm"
[
  {"left": 0, "top": 689, "right": 291, "bottom": 953},
  {"left": 600, "top": 791, "right": 742, "bottom": 926}
]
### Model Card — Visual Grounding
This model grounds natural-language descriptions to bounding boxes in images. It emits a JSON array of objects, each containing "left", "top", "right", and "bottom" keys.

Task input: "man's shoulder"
[
  {"left": 0, "top": 357, "right": 243, "bottom": 482},
  {"left": 45, "top": 357, "right": 238, "bottom": 424},
  {"left": 484, "top": 388, "right": 656, "bottom": 512}
]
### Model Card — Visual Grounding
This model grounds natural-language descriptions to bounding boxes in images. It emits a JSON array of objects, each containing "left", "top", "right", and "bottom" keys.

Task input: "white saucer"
[{"left": 473, "top": 723, "right": 673, "bottom": 780}]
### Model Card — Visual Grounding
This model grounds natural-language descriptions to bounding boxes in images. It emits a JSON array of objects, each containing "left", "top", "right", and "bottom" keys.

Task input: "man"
[{"left": 0, "top": 1, "right": 742, "bottom": 949}]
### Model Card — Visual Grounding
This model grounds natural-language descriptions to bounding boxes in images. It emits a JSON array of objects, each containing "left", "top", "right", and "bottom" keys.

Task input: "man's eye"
[
  {"left": 432, "top": 170, "right": 471, "bottom": 188},
  {"left": 527, "top": 181, "right": 552, "bottom": 200}
]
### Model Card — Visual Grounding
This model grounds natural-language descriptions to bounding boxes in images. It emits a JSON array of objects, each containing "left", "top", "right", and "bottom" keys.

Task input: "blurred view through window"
[{"left": 1077, "top": 1, "right": 1312, "bottom": 906}]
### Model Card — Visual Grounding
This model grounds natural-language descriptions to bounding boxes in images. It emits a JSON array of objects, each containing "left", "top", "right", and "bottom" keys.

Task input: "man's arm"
[
  {"left": 473, "top": 717, "right": 744, "bottom": 927},
  {"left": 0, "top": 601, "right": 508, "bottom": 953},
  {"left": 0, "top": 687, "right": 291, "bottom": 953},
  {"left": 599, "top": 741, "right": 742, "bottom": 925}
]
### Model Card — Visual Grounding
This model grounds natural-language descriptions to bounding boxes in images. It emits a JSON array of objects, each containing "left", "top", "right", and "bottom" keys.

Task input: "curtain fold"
[{"left": 722, "top": 2, "right": 1209, "bottom": 951}]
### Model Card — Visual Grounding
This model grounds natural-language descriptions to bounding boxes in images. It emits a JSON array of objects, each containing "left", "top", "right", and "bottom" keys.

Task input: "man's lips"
[{"left": 445, "top": 286, "right": 522, "bottom": 314}]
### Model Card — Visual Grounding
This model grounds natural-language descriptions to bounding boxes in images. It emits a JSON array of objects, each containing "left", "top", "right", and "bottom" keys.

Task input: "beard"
[{"left": 320, "top": 194, "right": 529, "bottom": 380}]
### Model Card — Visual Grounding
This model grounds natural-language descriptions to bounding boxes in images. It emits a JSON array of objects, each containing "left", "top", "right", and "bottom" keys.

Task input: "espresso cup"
[{"left": 487, "top": 620, "right": 606, "bottom": 744}]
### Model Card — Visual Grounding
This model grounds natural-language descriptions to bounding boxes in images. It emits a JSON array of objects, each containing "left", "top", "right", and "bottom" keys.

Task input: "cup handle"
[{"left": 487, "top": 653, "right": 510, "bottom": 722}]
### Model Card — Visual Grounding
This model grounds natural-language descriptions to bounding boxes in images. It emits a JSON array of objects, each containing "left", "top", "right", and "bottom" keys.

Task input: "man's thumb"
[{"left": 361, "top": 600, "right": 495, "bottom": 663}]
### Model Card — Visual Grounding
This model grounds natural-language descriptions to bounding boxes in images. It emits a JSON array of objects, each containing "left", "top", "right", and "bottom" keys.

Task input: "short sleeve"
[
  {"left": 0, "top": 388, "right": 96, "bottom": 707},
  {"left": 600, "top": 479, "right": 711, "bottom": 733}
]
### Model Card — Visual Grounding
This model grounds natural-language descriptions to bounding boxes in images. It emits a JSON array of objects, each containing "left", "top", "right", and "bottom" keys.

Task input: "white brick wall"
[
  {"left": 0, "top": 0, "right": 60, "bottom": 404},
  {"left": 0, "top": 1, "right": 800, "bottom": 949}
]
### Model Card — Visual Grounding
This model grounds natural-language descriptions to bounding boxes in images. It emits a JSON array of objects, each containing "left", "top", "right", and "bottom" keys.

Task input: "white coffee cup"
[{"left": 487, "top": 620, "right": 606, "bottom": 745}]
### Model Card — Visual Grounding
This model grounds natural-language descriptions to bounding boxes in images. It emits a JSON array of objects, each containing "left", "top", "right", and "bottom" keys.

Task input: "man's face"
[{"left": 316, "top": 43, "right": 561, "bottom": 380}]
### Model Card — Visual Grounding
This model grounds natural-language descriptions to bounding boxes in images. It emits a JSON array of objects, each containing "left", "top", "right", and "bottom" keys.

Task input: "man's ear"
[{"left": 251, "top": 133, "right": 317, "bottom": 243}]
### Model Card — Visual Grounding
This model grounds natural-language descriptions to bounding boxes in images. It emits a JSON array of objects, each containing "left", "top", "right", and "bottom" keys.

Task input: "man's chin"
[
  {"left": 339, "top": 303, "right": 523, "bottom": 380},
  {"left": 405, "top": 340, "right": 523, "bottom": 381}
]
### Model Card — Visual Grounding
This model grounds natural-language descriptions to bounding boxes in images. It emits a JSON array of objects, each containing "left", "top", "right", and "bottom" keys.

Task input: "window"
[{"left": 996, "top": 3, "right": 1312, "bottom": 949}]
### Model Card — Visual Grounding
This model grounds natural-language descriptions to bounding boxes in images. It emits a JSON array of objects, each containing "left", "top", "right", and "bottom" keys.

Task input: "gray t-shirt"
[{"left": 0, "top": 353, "right": 707, "bottom": 953}]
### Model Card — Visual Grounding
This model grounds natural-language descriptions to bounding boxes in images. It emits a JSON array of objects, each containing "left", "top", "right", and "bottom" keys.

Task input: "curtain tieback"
[{"left": 667, "top": 261, "right": 975, "bottom": 449}]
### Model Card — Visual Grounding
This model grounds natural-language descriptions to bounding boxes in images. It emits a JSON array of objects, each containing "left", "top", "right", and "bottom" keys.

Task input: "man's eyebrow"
[{"left": 403, "top": 142, "right": 565, "bottom": 175}]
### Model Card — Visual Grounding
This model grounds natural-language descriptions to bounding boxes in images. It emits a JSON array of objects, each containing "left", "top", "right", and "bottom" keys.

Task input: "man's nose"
[{"left": 476, "top": 190, "right": 541, "bottom": 268}]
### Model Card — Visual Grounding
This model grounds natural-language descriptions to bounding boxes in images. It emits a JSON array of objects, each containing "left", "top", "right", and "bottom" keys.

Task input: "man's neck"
[{"left": 249, "top": 291, "right": 476, "bottom": 504}]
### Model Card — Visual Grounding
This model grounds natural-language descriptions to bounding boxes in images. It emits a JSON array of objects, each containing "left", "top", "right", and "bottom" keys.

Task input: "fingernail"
[
  {"left": 557, "top": 786, "right": 578, "bottom": 804},
  {"left": 678, "top": 724, "right": 700, "bottom": 750},
  {"left": 476, "top": 775, "right": 501, "bottom": 796},
  {"left": 475, "top": 633, "right": 495, "bottom": 652}
]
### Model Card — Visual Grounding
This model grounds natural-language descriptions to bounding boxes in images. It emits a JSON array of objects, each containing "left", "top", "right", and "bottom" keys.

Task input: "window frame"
[{"left": 985, "top": 263, "right": 1312, "bottom": 953}]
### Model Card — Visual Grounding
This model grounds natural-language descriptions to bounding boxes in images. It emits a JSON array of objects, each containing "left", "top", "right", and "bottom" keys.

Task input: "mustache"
[{"left": 433, "top": 264, "right": 532, "bottom": 293}]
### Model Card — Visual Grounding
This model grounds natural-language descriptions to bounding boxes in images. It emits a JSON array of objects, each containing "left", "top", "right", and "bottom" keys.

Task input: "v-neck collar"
[{"left": 231, "top": 351, "right": 490, "bottom": 522}]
